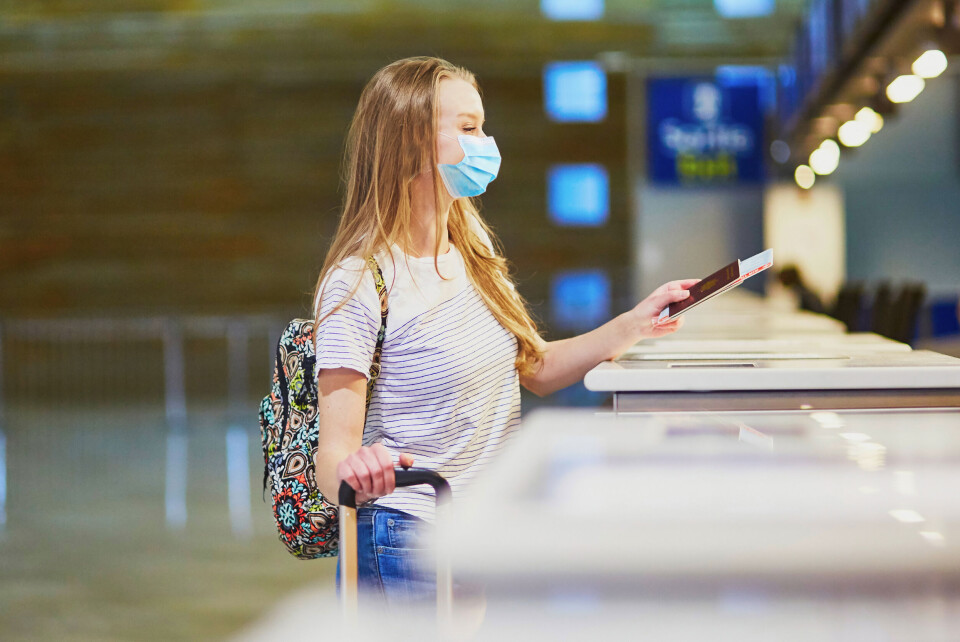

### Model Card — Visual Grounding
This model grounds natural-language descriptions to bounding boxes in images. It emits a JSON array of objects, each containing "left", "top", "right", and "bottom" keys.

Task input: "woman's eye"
[{"left": 462, "top": 127, "right": 476, "bottom": 133}]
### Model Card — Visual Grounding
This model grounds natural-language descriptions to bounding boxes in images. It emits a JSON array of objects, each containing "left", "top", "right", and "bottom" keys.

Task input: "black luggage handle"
[
  {"left": 338, "top": 467, "right": 453, "bottom": 629},
  {"left": 338, "top": 467, "right": 452, "bottom": 508}
]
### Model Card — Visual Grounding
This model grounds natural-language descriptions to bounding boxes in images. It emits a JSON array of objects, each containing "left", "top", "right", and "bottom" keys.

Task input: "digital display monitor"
[
  {"left": 548, "top": 164, "right": 610, "bottom": 227},
  {"left": 543, "top": 61, "right": 608, "bottom": 123},
  {"left": 551, "top": 269, "right": 611, "bottom": 331}
]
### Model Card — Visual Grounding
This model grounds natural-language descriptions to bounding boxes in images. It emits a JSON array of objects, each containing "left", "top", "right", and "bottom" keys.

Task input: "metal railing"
[{"left": 0, "top": 314, "right": 293, "bottom": 538}]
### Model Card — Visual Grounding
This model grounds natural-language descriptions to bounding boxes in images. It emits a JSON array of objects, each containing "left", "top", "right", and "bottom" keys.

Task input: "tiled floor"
[{"left": 1, "top": 403, "right": 333, "bottom": 641}]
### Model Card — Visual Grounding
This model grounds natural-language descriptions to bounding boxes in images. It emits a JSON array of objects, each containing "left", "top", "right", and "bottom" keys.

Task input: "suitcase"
[{"left": 338, "top": 468, "right": 453, "bottom": 628}]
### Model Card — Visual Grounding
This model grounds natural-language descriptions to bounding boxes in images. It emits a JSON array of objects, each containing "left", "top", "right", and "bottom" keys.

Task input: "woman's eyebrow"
[{"left": 457, "top": 112, "right": 485, "bottom": 122}]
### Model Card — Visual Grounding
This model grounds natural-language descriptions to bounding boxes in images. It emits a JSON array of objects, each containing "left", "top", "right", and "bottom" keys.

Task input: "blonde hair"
[{"left": 313, "top": 56, "right": 543, "bottom": 376}]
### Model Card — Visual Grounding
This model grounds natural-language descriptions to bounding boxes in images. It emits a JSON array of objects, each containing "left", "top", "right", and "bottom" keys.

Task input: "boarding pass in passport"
[{"left": 656, "top": 249, "right": 774, "bottom": 325}]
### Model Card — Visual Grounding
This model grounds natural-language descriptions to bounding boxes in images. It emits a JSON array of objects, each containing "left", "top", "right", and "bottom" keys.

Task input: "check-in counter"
[
  {"left": 585, "top": 293, "right": 960, "bottom": 411},
  {"left": 431, "top": 408, "right": 960, "bottom": 641},
  {"left": 586, "top": 350, "right": 960, "bottom": 412},
  {"left": 623, "top": 333, "right": 911, "bottom": 358},
  {"left": 675, "top": 309, "right": 848, "bottom": 336}
]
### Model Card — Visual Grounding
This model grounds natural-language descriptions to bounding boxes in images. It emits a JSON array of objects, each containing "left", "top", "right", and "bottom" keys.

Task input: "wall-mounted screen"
[{"left": 543, "top": 61, "right": 608, "bottom": 123}]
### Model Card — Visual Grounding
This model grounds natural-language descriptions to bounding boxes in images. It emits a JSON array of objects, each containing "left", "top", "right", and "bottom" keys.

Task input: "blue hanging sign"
[{"left": 647, "top": 77, "right": 764, "bottom": 184}]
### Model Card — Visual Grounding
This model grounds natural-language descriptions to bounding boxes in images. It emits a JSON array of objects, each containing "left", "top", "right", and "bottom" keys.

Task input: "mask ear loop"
[
  {"left": 434, "top": 132, "right": 457, "bottom": 174},
  {"left": 435, "top": 132, "right": 461, "bottom": 194}
]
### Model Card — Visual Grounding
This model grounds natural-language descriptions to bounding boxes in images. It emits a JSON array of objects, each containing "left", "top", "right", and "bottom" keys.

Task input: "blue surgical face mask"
[{"left": 436, "top": 132, "right": 501, "bottom": 198}]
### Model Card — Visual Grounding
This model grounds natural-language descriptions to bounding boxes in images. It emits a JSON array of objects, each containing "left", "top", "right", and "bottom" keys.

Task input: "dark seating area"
[
  {"left": 831, "top": 281, "right": 866, "bottom": 333},
  {"left": 830, "top": 281, "right": 926, "bottom": 344}
]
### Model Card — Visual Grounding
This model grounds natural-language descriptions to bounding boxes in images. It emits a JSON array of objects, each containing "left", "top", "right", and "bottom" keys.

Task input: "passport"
[{"left": 656, "top": 249, "right": 774, "bottom": 325}]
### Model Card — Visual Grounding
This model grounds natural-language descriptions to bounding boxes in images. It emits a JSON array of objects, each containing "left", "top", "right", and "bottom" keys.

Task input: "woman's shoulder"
[
  {"left": 316, "top": 255, "right": 379, "bottom": 312},
  {"left": 327, "top": 255, "right": 369, "bottom": 280}
]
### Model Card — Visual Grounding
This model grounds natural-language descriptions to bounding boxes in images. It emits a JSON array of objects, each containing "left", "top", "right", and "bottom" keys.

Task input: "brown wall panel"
[{"left": 0, "top": 66, "right": 630, "bottom": 336}]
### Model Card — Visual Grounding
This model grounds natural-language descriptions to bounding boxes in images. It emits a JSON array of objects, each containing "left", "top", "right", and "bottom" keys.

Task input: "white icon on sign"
[
  {"left": 691, "top": 83, "right": 721, "bottom": 123},
  {"left": 659, "top": 81, "right": 753, "bottom": 155}
]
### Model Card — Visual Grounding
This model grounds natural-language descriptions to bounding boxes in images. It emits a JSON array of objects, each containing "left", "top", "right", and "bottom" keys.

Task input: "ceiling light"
[
  {"left": 810, "top": 139, "right": 840, "bottom": 175},
  {"left": 794, "top": 165, "right": 815, "bottom": 189},
  {"left": 819, "top": 138, "right": 840, "bottom": 158},
  {"left": 837, "top": 120, "right": 871, "bottom": 147},
  {"left": 912, "top": 49, "right": 948, "bottom": 78},
  {"left": 886, "top": 74, "right": 925, "bottom": 103},
  {"left": 855, "top": 106, "right": 884, "bottom": 133}
]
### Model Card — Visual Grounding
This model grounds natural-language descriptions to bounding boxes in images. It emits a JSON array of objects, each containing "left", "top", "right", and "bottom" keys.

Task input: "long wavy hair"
[{"left": 312, "top": 56, "right": 542, "bottom": 375}]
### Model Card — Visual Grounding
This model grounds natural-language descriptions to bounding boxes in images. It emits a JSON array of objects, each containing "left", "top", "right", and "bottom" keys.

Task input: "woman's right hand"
[{"left": 336, "top": 443, "right": 415, "bottom": 504}]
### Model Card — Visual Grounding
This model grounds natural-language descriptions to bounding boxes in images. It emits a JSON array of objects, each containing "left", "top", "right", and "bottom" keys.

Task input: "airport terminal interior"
[{"left": 2, "top": 0, "right": 960, "bottom": 639}]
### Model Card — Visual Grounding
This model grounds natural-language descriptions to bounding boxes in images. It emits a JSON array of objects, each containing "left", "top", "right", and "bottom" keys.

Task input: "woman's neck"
[{"left": 408, "top": 174, "right": 452, "bottom": 258}]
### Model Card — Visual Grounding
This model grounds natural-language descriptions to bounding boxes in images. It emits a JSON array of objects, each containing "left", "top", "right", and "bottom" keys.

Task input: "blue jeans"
[{"left": 337, "top": 506, "right": 435, "bottom": 606}]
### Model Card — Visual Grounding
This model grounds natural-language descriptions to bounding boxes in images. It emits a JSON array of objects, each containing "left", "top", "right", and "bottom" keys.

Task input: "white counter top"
[
  {"left": 675, "top": 309, "right": 847, "bottom": 334},
  {"left": 442, "top": 408, "right": 960, "bottom": 583},
  {"left": 584, "top": 350, "right": 960, "bottom": 392},
  {"left": 623, "top": 333, "right": 911, "bottom": 356},
  {"left": 321, "top": 407, "right": 960, "bottom": 641}
]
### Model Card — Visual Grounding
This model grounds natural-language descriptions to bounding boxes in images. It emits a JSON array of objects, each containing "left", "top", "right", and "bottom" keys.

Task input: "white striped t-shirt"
[{"left": 314, "top": 242, "right": 521, "bottom": 522}]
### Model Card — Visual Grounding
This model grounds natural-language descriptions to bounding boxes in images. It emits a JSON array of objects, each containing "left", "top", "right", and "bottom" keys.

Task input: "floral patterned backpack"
[{"left": 258, "top": 257, "right": 388, "bottom": 560}]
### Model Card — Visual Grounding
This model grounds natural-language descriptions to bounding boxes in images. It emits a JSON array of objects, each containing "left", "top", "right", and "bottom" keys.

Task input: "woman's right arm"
[{"left": 313, "top": 367, "right": 413, "bottom": 503}]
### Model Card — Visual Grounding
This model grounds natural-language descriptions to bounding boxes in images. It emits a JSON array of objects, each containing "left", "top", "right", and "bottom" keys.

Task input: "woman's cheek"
[{"left": 437, "top": 140, "right": 463, "bottom": 165}]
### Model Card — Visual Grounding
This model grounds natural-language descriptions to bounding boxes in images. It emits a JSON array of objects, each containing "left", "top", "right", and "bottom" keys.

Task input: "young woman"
[{"left": 312, "top": 57, "right": 695, "bottom": 602}]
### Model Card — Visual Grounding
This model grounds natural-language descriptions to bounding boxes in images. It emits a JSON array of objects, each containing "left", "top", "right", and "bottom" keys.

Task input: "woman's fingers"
[
  {"left": 654, "top": 278, "right": 698, "bottom": 295},
  {"left": 671, "top": 278, "right": 701, "bottom": 290},
  {"left": 356, "top": 446, "right": 388, "bottom": 497},
  {"left": 647, "top": 286, "right": 691, "bottom": 315},
  {"left": 633, "top": 283, "right": 696, "bottom": 340},
  {"left": 337, "top": 445, "right": 418, "bottom": 501},
  {"left": 371, "top": 443, "right": 396, "bottom": 495},
  {"left": 347, "top": 450, "right": 376, "bottom": 496}
]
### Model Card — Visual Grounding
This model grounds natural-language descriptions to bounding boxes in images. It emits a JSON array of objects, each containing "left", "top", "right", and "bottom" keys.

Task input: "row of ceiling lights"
[{"left": 793, "top": 47, "right": 950, "bottom": 190}]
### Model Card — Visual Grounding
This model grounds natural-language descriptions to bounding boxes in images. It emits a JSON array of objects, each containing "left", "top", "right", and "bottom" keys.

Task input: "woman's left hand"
[{"left": 630, "top": 279, "right": 700, "bottom": 340}]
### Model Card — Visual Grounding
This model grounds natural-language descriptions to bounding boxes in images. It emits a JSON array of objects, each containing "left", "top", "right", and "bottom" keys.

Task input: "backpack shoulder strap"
[{"left": 365, "top": 256, "right": 388, "bottom": 408}]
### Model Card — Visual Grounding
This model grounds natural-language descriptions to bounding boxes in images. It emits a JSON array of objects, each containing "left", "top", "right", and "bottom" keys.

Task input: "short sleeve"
[{"left": 314, "top": 261, "right": 382, "bottom": 380}]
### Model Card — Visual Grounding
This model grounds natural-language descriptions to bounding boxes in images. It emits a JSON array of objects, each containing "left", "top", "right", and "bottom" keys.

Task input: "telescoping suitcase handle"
[
  {"left": 338, "top": 468, "right": 453, "bottom": 626},
  {"left": 338, "top": 469, "right": 452, "bottom": 508}
]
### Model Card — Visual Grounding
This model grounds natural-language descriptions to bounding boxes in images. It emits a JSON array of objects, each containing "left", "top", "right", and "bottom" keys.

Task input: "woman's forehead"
[{"left": 438, "top": 78, "right": 484, "bottom": 121}]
